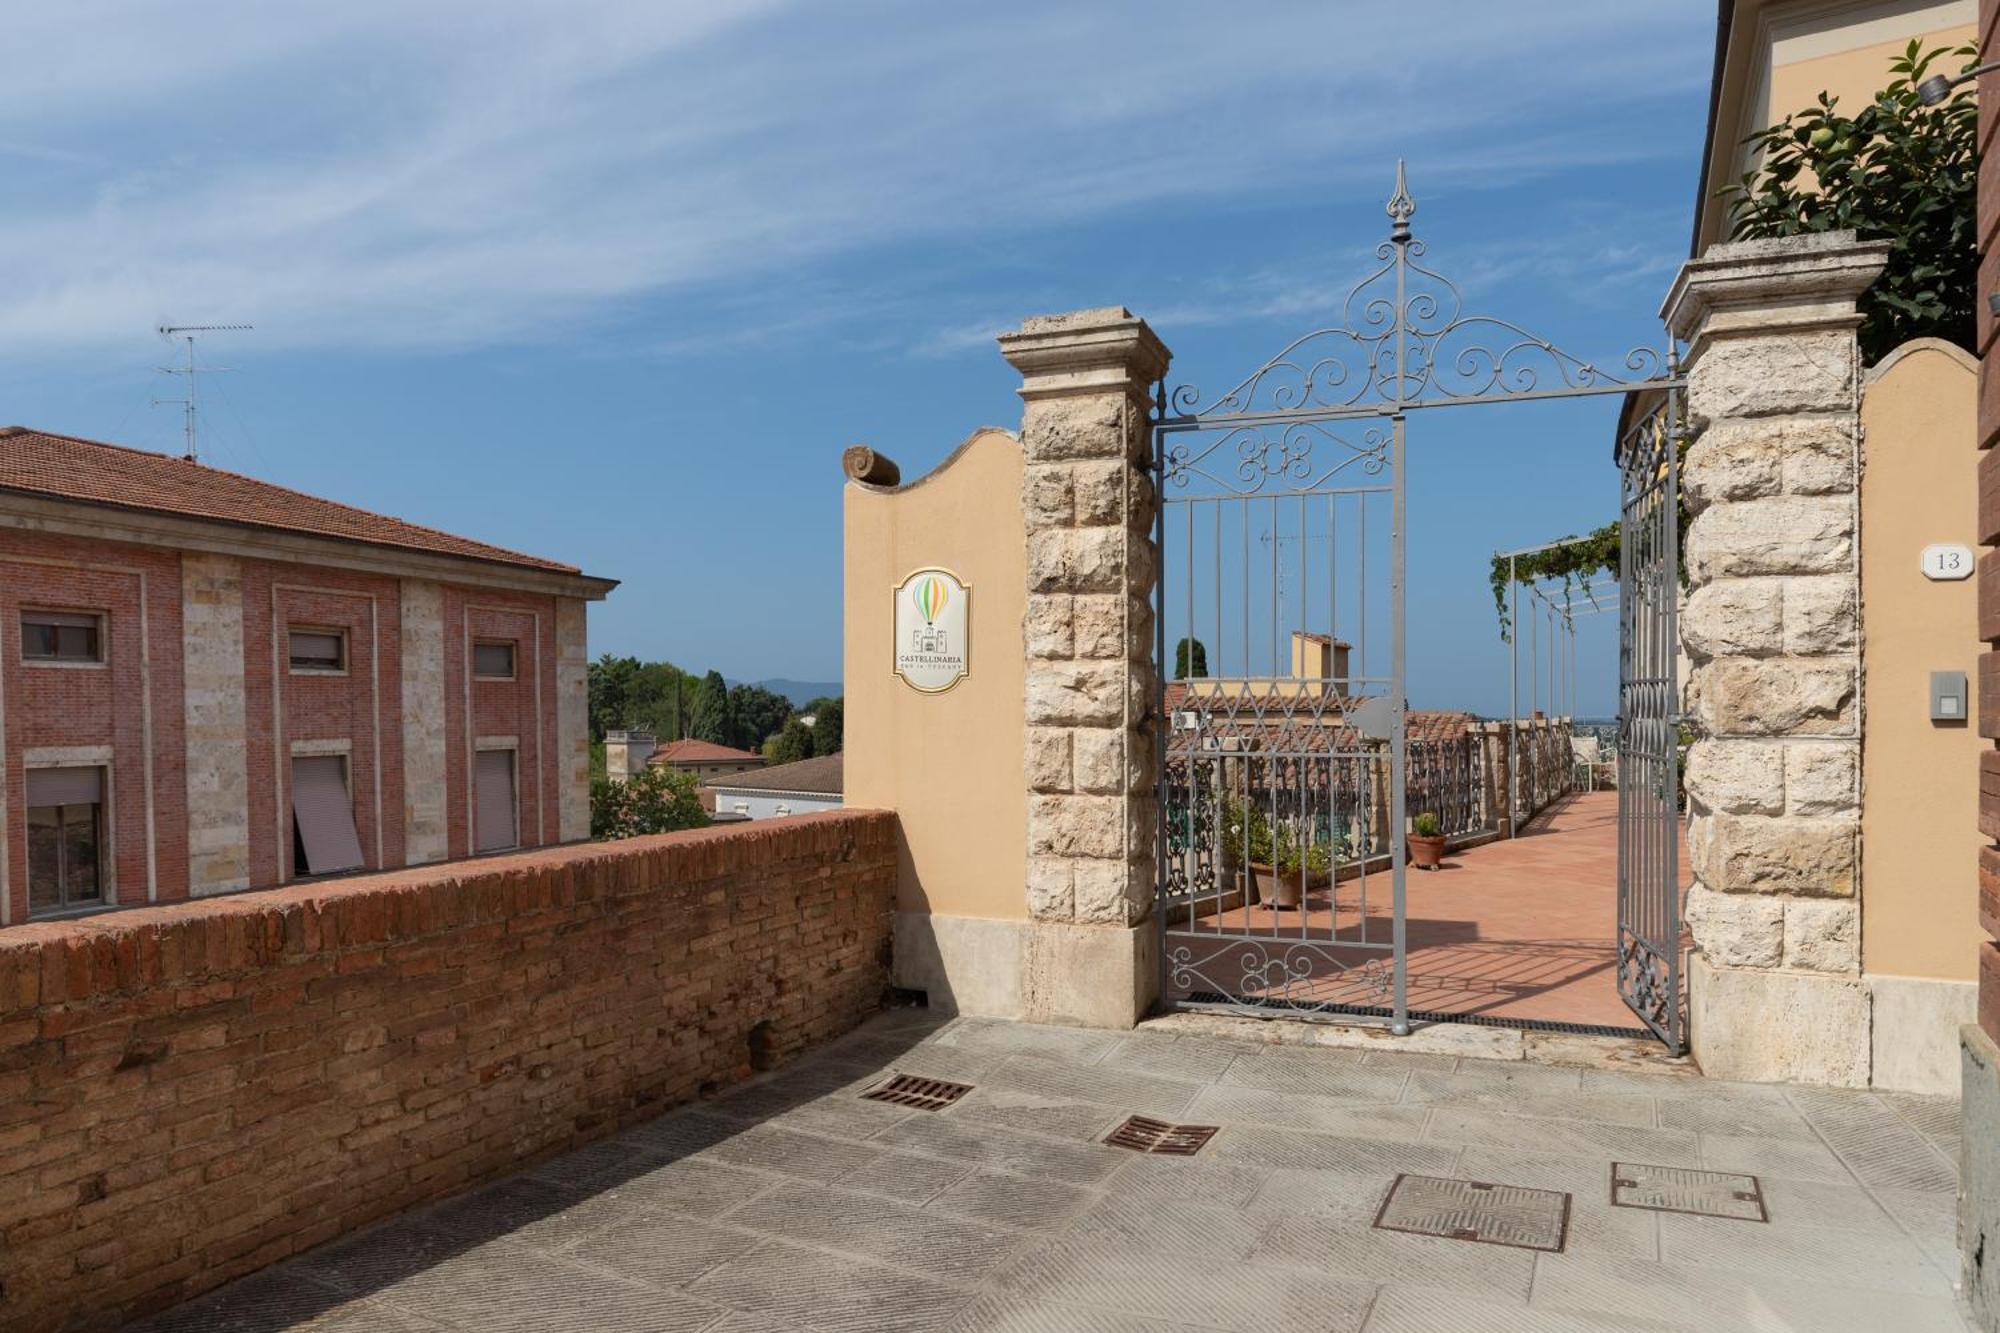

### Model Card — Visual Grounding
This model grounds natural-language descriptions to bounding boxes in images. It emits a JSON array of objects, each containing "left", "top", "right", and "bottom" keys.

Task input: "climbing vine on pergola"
[{"left": 1488, "top": 524, "right": 1620, "bottom": 641}]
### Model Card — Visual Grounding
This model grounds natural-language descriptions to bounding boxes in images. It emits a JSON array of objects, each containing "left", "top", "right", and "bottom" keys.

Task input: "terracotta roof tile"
[
  {"left": 701, "top": 752, "right": 841, "bottom": 795},
  {"left": 0, "top": 426, "right": 580, "bottom": 574},
  {"left": 650, "top": 738, "right": 765, "bottom": 765}
]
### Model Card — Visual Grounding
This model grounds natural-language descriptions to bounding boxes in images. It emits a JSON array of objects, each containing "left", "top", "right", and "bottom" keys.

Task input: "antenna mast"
[{"left": 156, "top": 323, "right": 251, "bottom": 462}]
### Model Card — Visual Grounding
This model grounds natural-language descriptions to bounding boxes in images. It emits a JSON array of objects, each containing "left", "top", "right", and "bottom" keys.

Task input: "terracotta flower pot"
[
  {"left": 1408, "top": 833, "right": 1446, "bottom": 871},
  {"left": 1249, "top": 862, "right": 1330, "bottom": 909}
]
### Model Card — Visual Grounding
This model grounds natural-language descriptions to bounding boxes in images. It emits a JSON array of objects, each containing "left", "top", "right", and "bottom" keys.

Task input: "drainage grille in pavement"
[
  {"left": 1610, "top": 1162, "right": 1768, "bottom": 1221},
  {"left": 859, "top": 1073, "right": 974, "bottom": 1111},
  {"left": 1179, "top": 992, "right": 1650, "bottom": 1040},
  {"left": 1103, "top": 1115, "right": 1219, "bottom": 1156},
  {"left": 1372, "top": 1174, "right": 1571, "bottom": 1252}
]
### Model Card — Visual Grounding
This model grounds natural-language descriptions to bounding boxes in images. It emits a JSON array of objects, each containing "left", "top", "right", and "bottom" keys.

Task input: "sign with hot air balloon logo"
[{"left": 893, "top": 566, "right": 969, "bottom": 692}]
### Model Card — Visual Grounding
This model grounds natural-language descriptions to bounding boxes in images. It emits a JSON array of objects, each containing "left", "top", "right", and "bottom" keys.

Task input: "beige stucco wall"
[
  {"left": 844, "top": 428, "right": 1026, "bottom": 921},
  {"left": 1698, "top": 0, "right": 1974, "bottom": 248},
  {"left": 1861, "top": 338, "right": 1983, "bottom": 982}
]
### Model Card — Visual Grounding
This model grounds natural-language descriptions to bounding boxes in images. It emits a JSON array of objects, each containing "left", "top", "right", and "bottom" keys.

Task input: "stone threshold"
[{"left": 1141, "top": 1007, "right": 1701, "bottom": 1078}]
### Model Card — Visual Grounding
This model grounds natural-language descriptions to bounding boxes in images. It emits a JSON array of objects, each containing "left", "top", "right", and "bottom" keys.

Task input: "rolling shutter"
[
  {"left": 292, "top": 756, "right": 365, "bottom": 875},
  {"left": 475, "top": 749, "right": 518, "bottom": 852},
  {"left": 26, "top": 766, "right": 102, "bottom": 808}
]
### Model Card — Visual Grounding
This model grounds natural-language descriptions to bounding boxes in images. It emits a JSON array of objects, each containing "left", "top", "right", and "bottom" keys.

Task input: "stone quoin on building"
[{"left": 0, "top": 426, "right": 615, "bottom": 924}]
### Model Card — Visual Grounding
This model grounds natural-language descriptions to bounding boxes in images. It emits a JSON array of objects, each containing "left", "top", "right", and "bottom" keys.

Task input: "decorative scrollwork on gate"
[{"left": 1156, "top": 162, "right": 1673, "bottom": 455}]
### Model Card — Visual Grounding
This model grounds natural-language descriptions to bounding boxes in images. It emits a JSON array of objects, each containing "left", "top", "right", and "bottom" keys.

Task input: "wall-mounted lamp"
[{"left": 1917, "top": 62, "right": 2000, "bottom": 105}]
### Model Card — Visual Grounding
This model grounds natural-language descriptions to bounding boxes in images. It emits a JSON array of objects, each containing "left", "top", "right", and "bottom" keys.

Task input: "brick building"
[{"left": 0, "top": 427, "right": 615, "bottom": 925}]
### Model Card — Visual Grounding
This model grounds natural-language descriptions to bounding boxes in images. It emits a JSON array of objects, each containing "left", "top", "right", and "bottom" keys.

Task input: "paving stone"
[
  {"left": 729, "top": 1180, "right": 1029, "bottom": 1281},
  {"left": 1756, "top": 1175, "right": 1909, "bottom": 1239},
  {"left": 610, "top": 1156, "right": 780, "bottom": 1220},
  {"left": 1216, "top": 1048, "right": 1410, "bottom": 1102},
  {"left": 126, "top": 1269, "right": 385, "bottom": 1332},
  {"left": 836, "top": 1147, "right": 977, "bottom": 1205},
  {"left": 1656, "top": 1211, "right": 1946, "bottom": 1295},
  {"left": 563, "top": 1211, "right": 758, "bottom": 1288},
  {"left": 1241, "top": 1168, "right": 1390, "bottom": 1226},
  {"left": 985, "top": 1052, "right": 1203, "bottom": 1116},
  {"left": 1208, "top": 1124, "right": 1459, "bottom": 1175},
  {"left": 1530, "top": 1252, "right": 1968, "bottom": 1332},
  {"left": 1699, "top": 1132, "right": 1855, "bottom": 1185},
  {"left": 522, "top": 1134, "right": 670, "bottom": 1191},
  {"left": 1399, "top": 1072, "right": 1656, "bottom": 1127},
  {"left": 1405, "top": 1062, "right": 1584, "bottom": 1097},
  {"left": 1655, "top": 1092, "right": 1822, "bottom": 1142},
  {"left": 294, "top": 1221, "right": 498, "bottom": 1296},
  {"left": 1061, "top": 1193, "right": 1270, "bottom": 1262},
  {"left": 1424, "top": 1108, "right": 1700, "bottom": 1165},
  {"left": 949, "top": 1087, "right": 1127, "bottom": 1143},
  {"left": 1880, "top": 1091, "right": 1959, "bottom": 1147},
  {"left": 1097, "top": 1033, "right": 1247, "bottom": 1084},
  {"left": 995, "top": 1244, "right": 1376, "bottom": 1332},
  {"left": 1785, "top": 1088, "right": 1958, "bottom": 1193},
  {"left": 623, "top": 1109, "right": 750, "bottom": 1158},
  {"left": 926, "top": 1017, "right": 1123, "bottom": 1064},
  {"left": 688, "top": 1237, "right": 976, "bottom": 1332},
  {"left": 1184, "top": 1083, "right": 1432, "bottom": 1139},
  {"left": 943, "top": 1294, "right": 1229, "bottom": 1332},
  {"left": 1361, "top": 1287, "right": 1696, "bottom": 1332},
  {"left": 381, "top": 1246, "right": 723, "bottom": 1332},
  {"left": 700, "top": 1124, "right": 888, "bottom": 1185},
  {"left": 420, "top": 1178, "right": 581, "bottom": 1245},
  {"left": 867, "top": 1113, "right": 1128, "bottom": 1184},
  {"left": 1252, "top": 1203, "right": 1537, "bottom": 1296},
  {"left": 1106, "top": 1154, "right": 1270, "bottom": 1208},
  {"left": 927, "top": 1170, "right": 1098, "bottom": 1229}
]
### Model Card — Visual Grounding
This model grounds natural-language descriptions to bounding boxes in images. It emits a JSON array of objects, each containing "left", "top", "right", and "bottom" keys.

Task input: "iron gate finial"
[{"left": 1386, "top": 159, "right": 1415, "bottom": 245}]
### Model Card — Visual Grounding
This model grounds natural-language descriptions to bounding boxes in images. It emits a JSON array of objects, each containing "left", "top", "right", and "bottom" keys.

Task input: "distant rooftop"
[
  {"left": 651, "top": 738, "right": 765, "bottom": 766},
  {"left": 0, "top": 426, "right": 604, "bottom": 581},
  {"left": 703, "top": 752, "right": 841, "bottom": 796}
]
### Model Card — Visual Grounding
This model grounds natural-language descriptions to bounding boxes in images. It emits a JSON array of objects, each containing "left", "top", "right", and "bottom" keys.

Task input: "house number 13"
[{"left": 1920, "top": 543, "right": 1974, "bottom": 581}]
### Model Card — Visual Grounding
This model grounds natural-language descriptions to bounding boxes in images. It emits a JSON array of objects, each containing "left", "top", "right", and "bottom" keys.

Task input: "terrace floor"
[
  {"left": 132, "top": 1007, "right": 1969, "bottom": 1332},
  {"left": 1173, "top": 790, "right": 1687, "bottom": 1030}
]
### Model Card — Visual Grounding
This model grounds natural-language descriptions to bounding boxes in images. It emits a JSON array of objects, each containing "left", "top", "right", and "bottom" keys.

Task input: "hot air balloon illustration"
[{"left": 913, "top": 575, "right": 948, "bottom": 623}]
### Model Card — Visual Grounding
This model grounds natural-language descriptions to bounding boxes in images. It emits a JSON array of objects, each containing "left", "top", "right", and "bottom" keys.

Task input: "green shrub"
[{"left": 590, "top": 765, "right": 709, "bottom": 840}]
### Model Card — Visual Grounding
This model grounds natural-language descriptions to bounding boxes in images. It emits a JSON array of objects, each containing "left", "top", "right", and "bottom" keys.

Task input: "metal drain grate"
[
  {"left": 1611, "top": 1162, "right": 1767, "bottom": 1221},
  {"left": 1373, "top": 1174, "right": 1571, "bottom": 1252},
  {"left": 1103, "top": 1115, "right": 1219, "bottom": 1156},
  {"left": 859, "top": 1073, "right": 974, "bottom": 1111}
]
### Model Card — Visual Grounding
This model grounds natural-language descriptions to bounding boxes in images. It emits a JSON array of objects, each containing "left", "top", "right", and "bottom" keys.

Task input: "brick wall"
[{"left": 0, "top": 809, "right": 897, "bottom": 1332}]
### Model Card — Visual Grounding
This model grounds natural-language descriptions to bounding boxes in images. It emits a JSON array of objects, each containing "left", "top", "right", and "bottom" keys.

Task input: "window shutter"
[
  {"left": 475, "top": 750, "right": 518, "bottom": 852},
  {"left": 289, "top": 632, "right": 343, "bottom": 669},
  {"left": 473, "top": 642, "right": 515, "bottom": 677},
  {"left": 291, "top": 756, "right": 365, "bottom": 874},
  {"left": 27, "top": 766, "right": 102, "bottom": 807}
]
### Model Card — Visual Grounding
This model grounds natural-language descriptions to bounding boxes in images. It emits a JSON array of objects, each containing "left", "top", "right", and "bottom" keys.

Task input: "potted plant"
[
  {"left": 1408, "top": 811, "right": 1446, "bottom": 871},
  {"left": 1223, "top": 802, "right": 1331, "bottom": 909}
]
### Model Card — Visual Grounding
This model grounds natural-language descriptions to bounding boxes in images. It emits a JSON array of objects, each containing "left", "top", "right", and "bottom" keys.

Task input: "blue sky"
[{"left": 0, "top": 2, "right": 1715, "bottom": 716}]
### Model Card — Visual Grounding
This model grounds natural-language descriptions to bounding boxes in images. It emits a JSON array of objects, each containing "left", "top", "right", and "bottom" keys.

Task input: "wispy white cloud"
[{"left": 0, "top": 2, "right": 1709, "bottom": 355}]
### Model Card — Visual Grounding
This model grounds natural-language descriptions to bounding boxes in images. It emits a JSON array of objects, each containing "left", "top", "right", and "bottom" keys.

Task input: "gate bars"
[{"left": 1151, "top": 162, "right": 1686, "bottom": 1045}]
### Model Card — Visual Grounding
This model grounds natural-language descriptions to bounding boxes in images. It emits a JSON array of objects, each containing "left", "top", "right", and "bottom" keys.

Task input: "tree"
[
  {"left": 1173, "top": 638, "right": 1209, "bottom": 680},
  {"left": 810, "top": 697, "right": 843, "bottom": 756},
  {"left": 729, "top": 684, "right": 795, "bottom": 752},
  {"left": 689, "top": 670, "right": 735, "bottom": 747},
  {"left": 590, "top": 765, "right": 708, "bottom": 840},
  {"left": 769, "top": 717, "right": 814, "bottom": 765},
  {"left": 1723, "top": 40, "right": 1977, "bottom": 363},
  {"left": 587, "top": 654, "right": 640, "bottom": 742}
]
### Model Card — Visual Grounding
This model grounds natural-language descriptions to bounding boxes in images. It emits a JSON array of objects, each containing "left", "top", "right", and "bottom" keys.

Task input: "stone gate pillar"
[
  {"left": 1666, "top": 232, "right": 1889, "bottom": 1085},
  {"left": 999, "top": 308, "right": 1169, "bottom": 1028}
]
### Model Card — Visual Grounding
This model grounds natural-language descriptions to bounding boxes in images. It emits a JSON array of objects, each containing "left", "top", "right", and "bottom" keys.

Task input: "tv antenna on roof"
[{"left": 155, "top": 323, "right": 252, "bottom": 463}]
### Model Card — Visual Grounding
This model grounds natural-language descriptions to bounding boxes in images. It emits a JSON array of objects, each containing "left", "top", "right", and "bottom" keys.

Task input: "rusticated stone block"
[
  {"left": 1027, "top": 663, "right": 1125, "bottom": 726},
  {"left": 1026, "top": 595, "right": 1074, "bottom": 659},
  {"left": 1021, "top": 395, "right": 1143, "bottom": 464},
  {"left": 1681, "top": 580, "right": 1784, "bottom": 660},
  {"left": 1693, "top": 657, "right": 1855, "bottom": 736},
  {"left": 1684, "top": 880, "right": 1782, "bottom": 967},
  {"left": 1028, "top": 794, "right": 1126, "bottom": 859},
  {"left": 1784, "top": 742, "right": 1857, "bottom": 816},
  {"left": 1685, "top": 495, "right": 1853, "bottom": 580},
  {"left": 1696, "top": 812, "right": 1856, "bottom": 897},
  {"left": 1023, "top": 464, "right": 1074, "bottom": 528},
  {"left": 1071, "top": 857, "right": 1149, "bottom": 926},
  {"left": 1026, "top": 856, "right": 1074, "bottom": 919},
  {"left": 1782, "top": 576, "right": 1857, "bottom": 655},
  {"left": 1074, "top": 728, "right": 1149, "bottom": 795},
  {"left": 1784, "top": 897, "right": 1859, "bottom": 973},
  {"left": 1687, "top": 330, "right": 1857, "bottom": 422},
  {"left": 1683, "top": 739, "right": 1784, "bottom": 815},
  {"left": 1026, "top": 729, "right": 1072, "bottom": 794}
]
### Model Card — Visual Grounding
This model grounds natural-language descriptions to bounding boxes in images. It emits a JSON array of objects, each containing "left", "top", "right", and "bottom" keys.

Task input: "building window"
[
  {"left": 475, "top": 749, "right": 518, "bottom": 852},
  {"left": 21, "top": 610, "right": 102, "bottom": 664},
  {"left": 472, "top": 640, "right": 516, "bottom": 680},
  {"left": 773, "top": 803, "right": 792, "bottom": 817},
  {"left": 288, "top": 629, "right": 346, "bottom": 673},
  {"left": 291, "top": 755, "right": 365, "bottom": 876},
  {"left": 26, "top": 767, "right": 104, "bottom": 914}
]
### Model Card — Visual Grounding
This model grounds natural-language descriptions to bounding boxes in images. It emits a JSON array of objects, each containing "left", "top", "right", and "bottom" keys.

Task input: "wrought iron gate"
[
  {"left": 1153, "top": 163, "right": 1684, "bottom": 1043},
  {"left": 1614, "top": 391, "right": 1683, "bottom": 1050}
]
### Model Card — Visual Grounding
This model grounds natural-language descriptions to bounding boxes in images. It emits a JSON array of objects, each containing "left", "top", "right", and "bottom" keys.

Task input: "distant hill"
[{"left": 736, "top": 678, "right": 841, "bottom": 708}]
